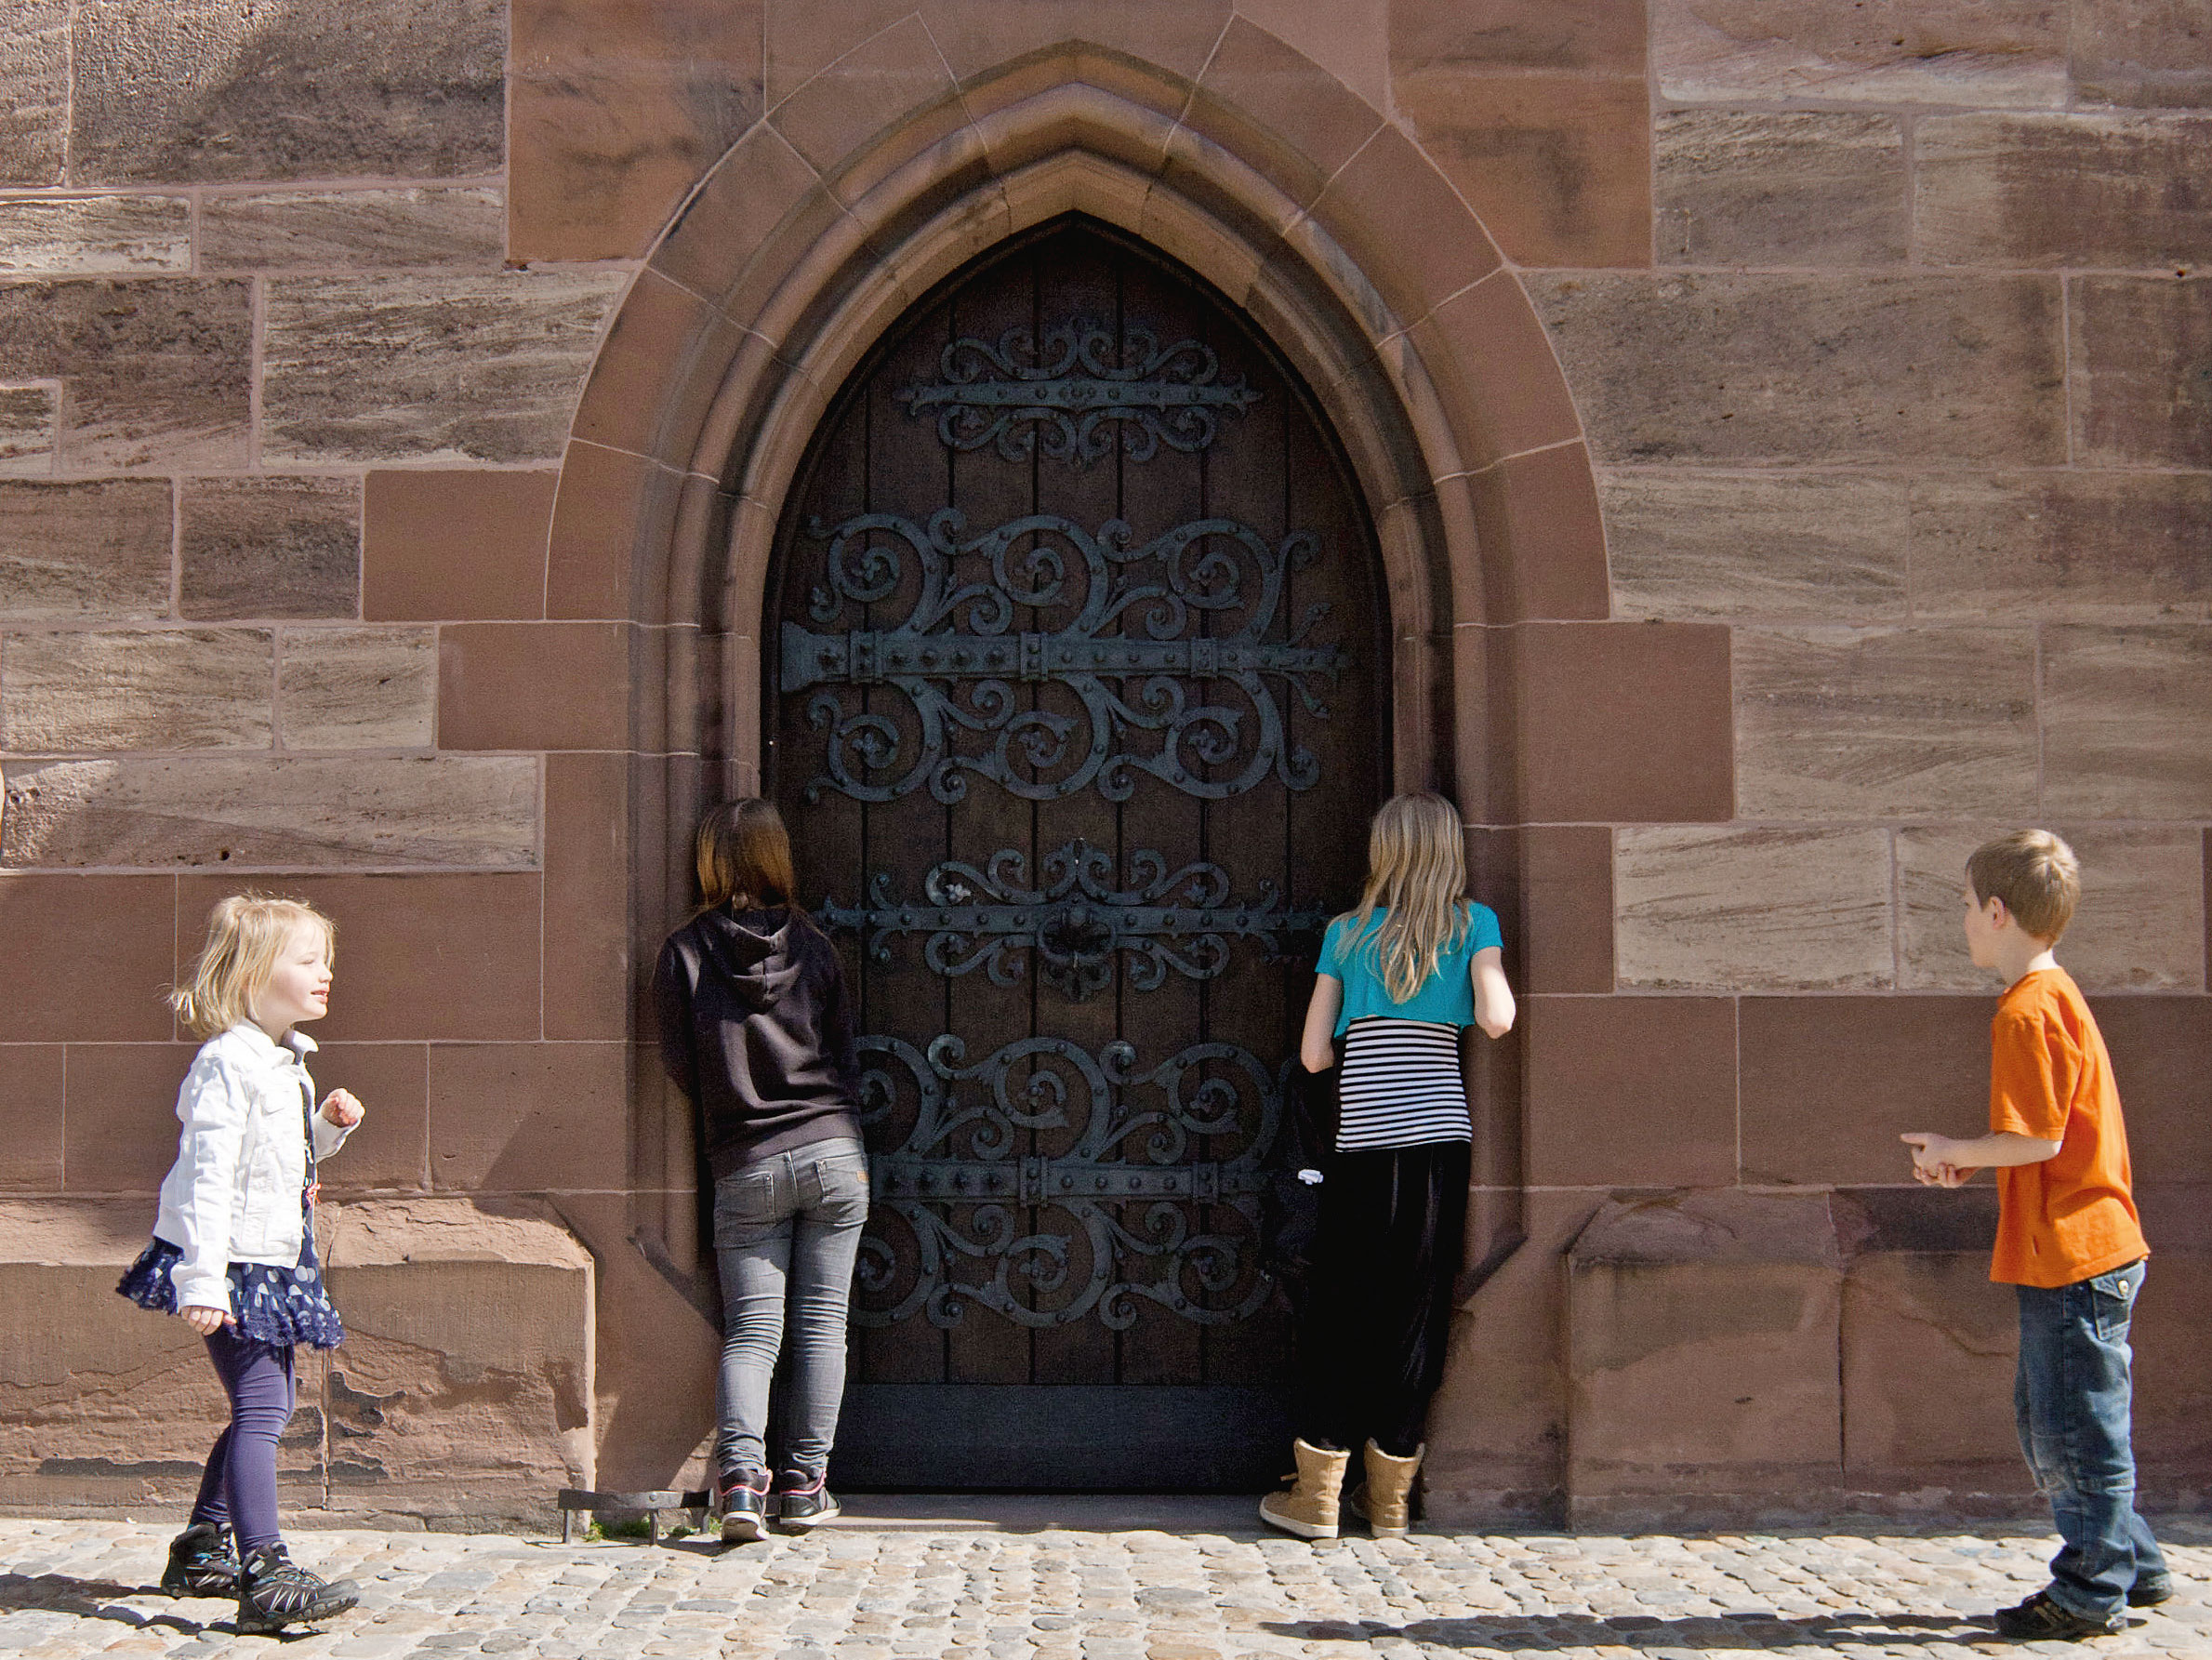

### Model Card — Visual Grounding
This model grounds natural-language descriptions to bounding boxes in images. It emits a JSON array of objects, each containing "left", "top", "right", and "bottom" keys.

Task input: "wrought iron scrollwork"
[
  {"left": 781, "top": 509, "right": 1347, "bottom": 803},
  {"left": 852, "top": 1034, "right": 1284, "bottom": 1331},
  {"left": 820, "top": 839, "right": 1327, "bottom": 1001},
  {"left": 897, "top": 319, "right": 1260, "bottom": 465}
]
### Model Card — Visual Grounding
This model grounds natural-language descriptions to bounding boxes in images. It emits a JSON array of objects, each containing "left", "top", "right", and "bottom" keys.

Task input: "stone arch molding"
[
  {"left": 553, "top": 32, "right": 1605, "bottom": 1291},
  {"left": 552, "top": 32, "right": 1601, "bottom": 843}
]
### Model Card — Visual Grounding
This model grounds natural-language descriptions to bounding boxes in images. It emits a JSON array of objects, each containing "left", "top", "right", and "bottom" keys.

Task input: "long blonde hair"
[
  {"left": 170, "top": 894, "right": 337, "bottom": 1040},
  {"left": 1337, "top": 793, "right": 1471, "bottom": 1003}
]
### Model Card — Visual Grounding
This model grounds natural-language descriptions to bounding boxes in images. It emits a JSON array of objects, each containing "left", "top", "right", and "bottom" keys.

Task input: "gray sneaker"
[{"left": 772, "top": 1472, "right": 840, "bottom": 1533}]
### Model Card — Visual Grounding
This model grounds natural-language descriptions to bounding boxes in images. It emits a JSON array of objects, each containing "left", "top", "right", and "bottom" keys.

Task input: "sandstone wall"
[{"left": 0, "top": 0, "right": 2205, "bottom": 1526}]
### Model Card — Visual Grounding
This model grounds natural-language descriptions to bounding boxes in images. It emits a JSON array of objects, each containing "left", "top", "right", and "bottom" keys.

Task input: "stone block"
[
  {"left": 321, "top": 1198, "right": 593, "bottom": 1525},
  {"left": 1652, "top": 0, "right": 2068, "bottom": 107},
  {"left": 0, "top": 196, "right": 191, "bottom": 275},
  {"left": 1516, "top": 823, "right": 1615, "bottom": 994},
  {"left": 1461, "top": 443, "right": 1610, "bottom": 624},
  {"left": 1, "top": 756, "right": 537, "bottom": 870},
  {"left": 1510, "top": 621, "right": 1734, "bottom": 823},
  {"left": 277, "top": 627, "right": 436, "bottom": 750},
  {"left": 2070, "top": 276, "right": 2212, "bottom": 467},
  {"left": 1656, "top": 112, "right": 1907, "bottom": 266},
  {"left": 1389, "top": 0, "right": 1647, "bottom": 75},
  {"left": 302, "top": 1041, "right": 430, "bottom": 1196},
  {"left": 0, "top": 1200, "right": 315, "bottom": 1515},
  {"left": 2073, "top": 0, "right": 2212, "bottom": 108},
  {"left": 768, "top": 15, "right": 959, "bottom": 187},
  {"left": 1523, "top": 995, "right": 1737, "bottom": 1187},
  {"left": 1839, "top": 1245, "right": 2027, "bottom": 1497},
  {"left": 1568, "top": 1191, "right": 1846, "bottom": 1525},
  {"left": 2133, "top": 1246, "right": 2212, "bottom": 1501},
  {"left": 179, "top": 475, "right": 359, "bottom": 621},
  {"left": 1602, "top": 471, "right": 1909, "bottom": 622},
  {"left": 1897, "top": 824, "right": 2205, "bottom": 992},
  {"left": 1188, "top": 16, "right": 1385, "bottom": 212},
  {"left": 60, "top": 1042, "right": 201, "bottom": 1193},
  {"left": 70, "top": 0, "right": 504, "bottom": 186},
  {"left": 177, "top": 872, "right": 541, "bottom": 1042},
  {"left": 1228, "top": 0, "right": 1392, "bottom": 113},
  {"left": 0, "top": 1043, "right": 62, "bottom": 1189},
  {"left": 0, "top": 875, "right": 177, "bottom": 1041},
  {"left": 261, "top": 273, "right": 627, "bottom": 466},
  {"left": 1734, "top": 626, "right": 2038, "bottom": 818},
  {"left": 0, "top": 628, "right": 271, "bottom": 752},
  {"left": 1531, "top": 272, "right": 2065, "bottom": 466},
  {"left": 0, "top": 479, "right": 172, "bottom": 621},
  {"left": 1909, "top": 471, "right": 2212, "bottom": 622},
  {"left": 510, "top": 0, "right": 762, "bottom": 263},
  {"left": 200, "top": 188, "right": 506, "bottom": 272},
  {"left": 2097, "top": 1001, "right": 2212, "bottom": 1183},
  {"left": 2042, "top": 624, "right": 2212, "bottom": 816},
  {"left": 0, "top": 279, "right": 251, "bottom": 471},
  {"left": 364, "top": 470, "right": 555, "bottom": 623},
  {"left": 0, "top": 1, "right": 67, "bottom": 188},
  {"left": 543, "top": 750, "right": 631, "bottom": 1040},
  {"left": 428, "top": 1042, "right": 629, "bottom": 1191},
  {"left": 438, "top": 621, "right": 632, "bottom": 751},
  {"left": 1393, "top": 71, "right": 1651, "bottom": 268},
  {"left": 0, "top": 382, "right": 58, "bottom": 473},
  {"left": 1917, "top": 113, "right": 2212, "bottom": 267},
  {"left": 1739, "top": 998, "right": 1995, "bottom": 1188},
  {"left": 1616, "top": 826, "right": 1894, "bottom": 991}
]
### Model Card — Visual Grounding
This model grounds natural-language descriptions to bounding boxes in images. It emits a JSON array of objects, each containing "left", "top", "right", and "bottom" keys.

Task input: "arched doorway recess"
[
  {"left": 550, "top": 44, "right": 1607, "bottom": 1494},
  {"left": 767, "top": 218, "right": 1387, "bottom": 1486}
]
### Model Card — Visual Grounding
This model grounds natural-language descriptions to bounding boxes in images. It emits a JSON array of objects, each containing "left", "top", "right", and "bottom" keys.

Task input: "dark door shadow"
[
  {"left": 0, "top": 1573, "right": 213, "bottom": 1637},
  {"left": 1265, "top": 1609, "right": 2031, "bottom": 1649}
]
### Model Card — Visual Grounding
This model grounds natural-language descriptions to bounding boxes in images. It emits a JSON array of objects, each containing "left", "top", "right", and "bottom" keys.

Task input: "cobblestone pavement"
[{"left": 0, "top": 1503, "right": 2205, "bottom": 1659}]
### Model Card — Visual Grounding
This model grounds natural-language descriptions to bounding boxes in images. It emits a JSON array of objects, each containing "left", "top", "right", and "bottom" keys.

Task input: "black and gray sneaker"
[
  {"left": 1991, "top": 1590, "right": 2123, "bottom": 1641},
  {"left": 2130, "top": 1576, "right": 2174, "bottom": 1608},
  {"left": 717, "top": 1468, "right": 771, "bottom": 1545},
  {"left": 159, "top": 1522, "right": 239, "bottom": 1597},
  {"left": 772, "top": 1471, "right": 840, "bottom": 1533},
  {"left": 235, "top": 1544, "right": 359, "bottom": 1635}
]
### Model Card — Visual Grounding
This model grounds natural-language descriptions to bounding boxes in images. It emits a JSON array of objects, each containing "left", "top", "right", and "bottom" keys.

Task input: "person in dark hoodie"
[{"left": 655, "top": 799, "right": 868, "bottom": 1543}]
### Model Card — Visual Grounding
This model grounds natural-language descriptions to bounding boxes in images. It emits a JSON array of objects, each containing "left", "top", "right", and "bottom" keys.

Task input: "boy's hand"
[
  {"left": 320, "top": 1089, "right": 364, "bottom": 1127},
  {"left": 1901, "top": 1131, "right": 1977, "bottom": 1187}
]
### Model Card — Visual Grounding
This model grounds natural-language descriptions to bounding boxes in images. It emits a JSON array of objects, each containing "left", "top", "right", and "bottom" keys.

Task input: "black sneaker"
[
  {"left": 235, "top": 1544, "right": 359, "bottom": 1635},
  {"left": 717, "top": 1468, "right": 771, "bottom": 1545},
  {"left": 1991, "top": 1590, "right": 2123, "bottom": 1641},
  {"left": 159, "top": 1522, "right": 239, "bottom": 1597},
  {"left": 772, "top": 1471, "right": 840, "bottom": 1533},
  {"left": 2129, "top": 1577, "right": 2174, "bottom": 1608}
]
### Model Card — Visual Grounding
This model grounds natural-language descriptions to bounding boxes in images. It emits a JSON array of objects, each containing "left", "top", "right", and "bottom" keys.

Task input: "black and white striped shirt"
[{"left": 1335, "top": 1016, "right": 1472, "bottom": 1151}]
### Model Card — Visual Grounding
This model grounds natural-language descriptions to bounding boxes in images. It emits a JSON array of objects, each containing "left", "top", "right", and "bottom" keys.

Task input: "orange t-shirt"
[{"left": 1987, "top": 967, "right": 2148, "bottom": 1288}]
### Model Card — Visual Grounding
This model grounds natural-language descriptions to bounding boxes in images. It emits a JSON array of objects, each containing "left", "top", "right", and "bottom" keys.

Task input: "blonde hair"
[
  {"left": 695, "top": 798, "right": 801, "bottom": 914},
  {"left": 1338, "top": 793, "right": 1473, "bottom": 1003},
  {"left": 170, "top": 894, "right": 336, "bottom": 1040},
  {"left": 1967, "top": 830, "right": 2080, "bottom": 944}
]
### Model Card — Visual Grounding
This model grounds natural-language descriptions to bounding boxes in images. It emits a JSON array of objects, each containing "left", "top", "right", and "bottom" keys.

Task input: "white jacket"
[{"left": 152, "top": 1024, "right": 353, "bottom": 1312}]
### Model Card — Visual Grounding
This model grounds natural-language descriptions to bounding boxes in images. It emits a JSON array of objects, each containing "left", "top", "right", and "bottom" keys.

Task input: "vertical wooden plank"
[
  {"left": 1027, "top": 232, "right": 1124, "bottom": 1388},
  {"left": 1109, "top": 245, "right": 1206, "bottom": 1388},
  {"left": 934, "top": 247, "right": 1040, "bottom": 1387},
  {"left": 1190, "top": 295, "right": 1297, "bottom": 1388}
]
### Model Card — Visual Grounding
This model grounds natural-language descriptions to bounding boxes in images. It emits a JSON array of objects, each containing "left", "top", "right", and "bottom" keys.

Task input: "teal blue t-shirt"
[{"left": 1318, "top": 903, "right": 1503, "bottom": 1037}]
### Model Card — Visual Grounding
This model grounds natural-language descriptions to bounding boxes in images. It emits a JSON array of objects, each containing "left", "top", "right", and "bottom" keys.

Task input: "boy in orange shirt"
[{"left": 1902, "top": 830, "right": 2169, "bottom": 1640}]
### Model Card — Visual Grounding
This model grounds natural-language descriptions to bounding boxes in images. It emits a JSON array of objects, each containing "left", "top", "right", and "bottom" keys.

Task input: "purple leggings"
[{"left": 187, "top": 1329, "right": 297, "bottom": 1550}]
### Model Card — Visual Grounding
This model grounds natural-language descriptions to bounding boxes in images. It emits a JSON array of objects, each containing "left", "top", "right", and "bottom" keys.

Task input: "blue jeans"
[
  {"left": 2015, "top": 1257, "right": 2169, "bottom": 1619},
  {"left": 712, "top": 1139, "right": 869, "bottom": 1481}
]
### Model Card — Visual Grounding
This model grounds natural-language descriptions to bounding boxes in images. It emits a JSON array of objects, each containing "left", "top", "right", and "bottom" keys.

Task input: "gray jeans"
[{"left": 711, "top": 1139, "right": 869, "bottom": 1480}]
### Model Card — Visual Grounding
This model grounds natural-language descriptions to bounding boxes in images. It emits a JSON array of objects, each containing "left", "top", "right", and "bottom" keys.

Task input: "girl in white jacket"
[{"left": 116, "top": 895, "right": 367, "bottom": 1635}]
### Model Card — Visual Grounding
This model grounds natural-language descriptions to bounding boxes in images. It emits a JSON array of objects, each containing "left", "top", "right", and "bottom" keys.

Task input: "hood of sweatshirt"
[{"left": 691, "top": 906, "right": 803, "bottom": 1011}]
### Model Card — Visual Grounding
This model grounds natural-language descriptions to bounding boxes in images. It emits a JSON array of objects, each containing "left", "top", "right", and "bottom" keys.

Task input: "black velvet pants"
[{"left": 1294, "top": 1140, "right": 1470, "bottom": 1459}]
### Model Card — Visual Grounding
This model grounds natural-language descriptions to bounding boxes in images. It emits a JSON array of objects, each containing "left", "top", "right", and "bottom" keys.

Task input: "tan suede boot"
[
  {"left": 1257, "top": 1439, "right": 1350, "bottom": 1540},
  {"left": 1355, "top": 1440, "right": 1424, "bottom": 1538}
]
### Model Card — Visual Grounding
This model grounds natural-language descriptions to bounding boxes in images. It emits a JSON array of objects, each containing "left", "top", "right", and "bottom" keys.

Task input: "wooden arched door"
[{"left": 768, "top": 219, "right": 1388, "bottom": 1488}]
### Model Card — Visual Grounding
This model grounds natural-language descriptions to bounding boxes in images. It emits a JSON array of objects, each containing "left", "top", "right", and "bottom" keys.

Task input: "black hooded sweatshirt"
[{"left": 654, "top": 906, "right": 864, "bottom": 1178}]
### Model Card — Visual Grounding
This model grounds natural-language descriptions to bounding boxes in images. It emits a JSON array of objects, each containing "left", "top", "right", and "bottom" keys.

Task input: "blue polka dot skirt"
[{"left": 116, "top": 1216, "right": 345, "bottom": 1350}]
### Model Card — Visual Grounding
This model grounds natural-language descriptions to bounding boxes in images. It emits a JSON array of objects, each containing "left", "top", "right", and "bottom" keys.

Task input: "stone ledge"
[{"left": 0, "top": 1197, "right": 592, "bottom": 1532}]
